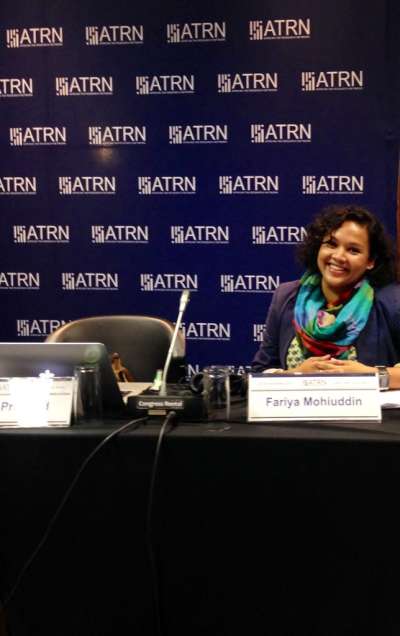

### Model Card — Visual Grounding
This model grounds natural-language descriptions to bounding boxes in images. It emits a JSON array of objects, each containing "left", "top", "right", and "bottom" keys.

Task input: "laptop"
[{"left": 0, "top": 342, "right": 126, "bottom": 416}]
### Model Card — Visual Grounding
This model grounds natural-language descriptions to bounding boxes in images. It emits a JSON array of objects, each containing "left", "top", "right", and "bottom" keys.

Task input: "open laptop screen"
[{"left": 0, "top": 342, "right": 125, "bottom": 416}]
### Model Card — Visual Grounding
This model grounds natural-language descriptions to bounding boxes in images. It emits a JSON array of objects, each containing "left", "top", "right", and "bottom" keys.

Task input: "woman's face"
[{"left": 317, "top": 220, "right": 375, "bottom": 299}]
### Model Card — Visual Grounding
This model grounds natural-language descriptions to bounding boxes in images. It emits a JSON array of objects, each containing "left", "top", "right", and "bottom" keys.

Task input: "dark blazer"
[{"left": 252, "top": 280, "right": 400, "bottom": 371}]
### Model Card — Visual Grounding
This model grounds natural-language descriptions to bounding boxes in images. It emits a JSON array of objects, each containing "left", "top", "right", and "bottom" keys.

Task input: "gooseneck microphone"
[
  {"left": 128, "top": 288, "right": 204, "bottom": 418},
  {"left": 159, "top": 289, "right": 190, "bottom": 396}
]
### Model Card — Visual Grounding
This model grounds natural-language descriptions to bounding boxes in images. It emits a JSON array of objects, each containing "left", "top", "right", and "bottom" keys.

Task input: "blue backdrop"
[{"left": 1, "top": 0, "right": 399, "bottom": 373}]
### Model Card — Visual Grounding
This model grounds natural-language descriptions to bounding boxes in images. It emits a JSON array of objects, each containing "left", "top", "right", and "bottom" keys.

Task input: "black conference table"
[{"left": 1, "top": 406, "right": 400, "bottom": 636}]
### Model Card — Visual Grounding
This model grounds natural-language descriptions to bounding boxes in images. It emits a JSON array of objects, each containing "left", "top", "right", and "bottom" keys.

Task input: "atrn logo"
[
  {"left": 88, "top": 125, "right": 146, "bottom": 145},
  {"left": 17, "top": 319, "right": 68, "bottom": 338},
  {"left": 301, "top": 70, "right": 363, "bottom": 91},
  {"left": 253, "top": 324, "right": 265, "bottom": 342},
  {"left": 0, "top": 272, "right": 40, "bottom": 290},
  {"left": 252, "top": 226, "right": 307, "bottom": 245},
  {"left": 302, "top": 175, "right": 364, "bottom": 195},
  {"left": 62, "top": 273, "right": 119, "bottom": 291},
  {"left": 85, "top": 25, "right": 143, "bottom": 46},
  {"left": 9, "top": 126, "right": 66, "bottom": 146},
  {"left": 181, "top": 322, "right": 231, "bottom": 341},
  {"left": 167, "top": 22, "right": 226, "bottom": 43},
  {"left": 140, "top": 274, "right": 198, "bottom": 292},
  {"left": 59, "top": 176, "right": 116, "bottom": 195},
  {"left": 0, "top": 177, "right": 37, "bottom": 195},
  {"left": 171, "top": 225, "right": 229, "bottom": 244},
  {"left": 169, "top": 124, "right": 228, "bottom": 144},
  {"left": 91, "top": 225, "right": 149, "bottom": 244},
  {"left": 0, "top": 78, "right": 33, "bottom": 97},
  {"left": 220, "top": 274, "right": 280, "bottom": 293},
  {"left": 251, "top": 123, "right": 311, "bottom": 143},
  {"left": 13, "top": 225, "right": 70, "bottom": 244},
  {"left": 136, "top": 75, "right": 195, "bottom": 95},
  {"left": 6, "top": 27, "right": 63, "bottom": 48},
  {"left": 138, "top": 176, "right": 196, "bottom": 195},
  {"left": 218, "top": 73, "right": 278, "bottom": 93},
  {"left": 219, "top": 175, "right": 279, "bottom": 195},
  {"left": 249, "top": 19, "right": 311, "bottom": 40},
  {"left": 55, "top": 76, "right": 113, "bottom": 96}
]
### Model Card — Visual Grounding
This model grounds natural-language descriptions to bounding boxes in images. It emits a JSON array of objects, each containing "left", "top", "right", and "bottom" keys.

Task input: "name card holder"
[
  {"left": 248, "top": 372, "right": 381, "bottom": 423},
  {"left": 0, "top": 377, "right": 74, "bottom": 428}
]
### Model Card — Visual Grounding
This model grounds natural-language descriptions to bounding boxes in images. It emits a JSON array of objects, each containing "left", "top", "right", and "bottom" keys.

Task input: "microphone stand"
[{"left": 159, "top": 290, "right": 190, "bottom": 396}]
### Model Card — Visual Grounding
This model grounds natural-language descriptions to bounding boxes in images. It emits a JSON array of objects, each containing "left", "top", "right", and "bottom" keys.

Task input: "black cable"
[
  {"left": 0, "top": 415, "right": 147, "bottom": 622},
  {"left": 146, "top": 411, "right": 177, "bottom": 636}
]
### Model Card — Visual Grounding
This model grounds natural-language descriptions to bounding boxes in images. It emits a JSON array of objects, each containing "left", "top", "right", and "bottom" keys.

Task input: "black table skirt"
[{"left": 2, "top": 413, "right": 400, "bottom": 635}]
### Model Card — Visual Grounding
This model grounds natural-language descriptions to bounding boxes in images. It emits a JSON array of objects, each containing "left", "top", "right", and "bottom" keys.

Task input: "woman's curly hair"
[{"left": 297, "top": 205, "right": 396, "bottom": 288}]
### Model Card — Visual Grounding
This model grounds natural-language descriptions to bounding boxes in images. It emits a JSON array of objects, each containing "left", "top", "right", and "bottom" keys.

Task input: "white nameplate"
[
  {"left": 248, "top": 372, "right": 381, "bottom": 422},
  {"left": 0, "top": 377, "right": 74, "bottom": 427}
]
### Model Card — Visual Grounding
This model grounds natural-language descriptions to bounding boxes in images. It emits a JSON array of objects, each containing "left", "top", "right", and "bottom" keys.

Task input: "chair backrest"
[{"left": 45, "top": 315, "right": 186, "bottom": 382}]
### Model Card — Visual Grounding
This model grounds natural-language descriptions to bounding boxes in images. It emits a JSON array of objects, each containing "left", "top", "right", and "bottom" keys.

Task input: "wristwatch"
[{"left": 376, "top": 366, "right": 390, "bottom": 391}]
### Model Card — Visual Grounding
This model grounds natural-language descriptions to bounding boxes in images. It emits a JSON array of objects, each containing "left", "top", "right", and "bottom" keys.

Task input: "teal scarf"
[{"left": 293, "top": 272, "right": 374, "bottom": 359}]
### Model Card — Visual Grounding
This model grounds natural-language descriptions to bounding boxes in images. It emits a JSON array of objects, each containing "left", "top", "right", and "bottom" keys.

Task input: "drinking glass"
[
  {"left": 202, "top": 365, "right": 231, "bottom": 425},
  {"left": 73, "top": 365, "right": 102, "bottom": 424}
]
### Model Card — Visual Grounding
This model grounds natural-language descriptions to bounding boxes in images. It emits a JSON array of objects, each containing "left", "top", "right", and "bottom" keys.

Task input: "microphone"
[
  {"left": 178, "top": 288, "right": 190, "bottom": 313},
  {"left": 159, "top": 290, "right": 190, "bottom": 396},
  {"left": 127, "top": 290, "right": 205, "bottom": 419}
]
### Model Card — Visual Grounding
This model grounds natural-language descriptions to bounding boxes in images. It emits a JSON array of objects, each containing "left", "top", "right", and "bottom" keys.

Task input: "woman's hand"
[
  {"left": 291, "top": 355, "right": 342, "bottom": 373},
  {"left": 325, "top": 359, "right": 376, "bottom": 374},
  {"left": 292, "top": 357, "right": 377, "bottom": 374}
]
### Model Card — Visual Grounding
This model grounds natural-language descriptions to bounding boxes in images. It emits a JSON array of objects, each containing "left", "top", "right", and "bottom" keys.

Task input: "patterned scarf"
[{"left": 293, "top": 272, "right": 374, "bottom": 359}]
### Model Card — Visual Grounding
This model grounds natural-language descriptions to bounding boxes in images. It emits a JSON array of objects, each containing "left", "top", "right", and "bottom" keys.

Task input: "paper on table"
[
  {"left": 118, "top": 382, "right": 152, "bottom": 403},
  {"left": 380, "top": 390, "right": 400, "bottom": 409}
]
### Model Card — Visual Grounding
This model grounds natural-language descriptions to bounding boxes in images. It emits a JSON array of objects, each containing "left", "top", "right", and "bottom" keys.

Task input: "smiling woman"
[
  {"left": 317, "top": 221, "right": 375, "bottom": 304},
  {"left": 252, "top": 205, "right": 400, "bottom": 390}
]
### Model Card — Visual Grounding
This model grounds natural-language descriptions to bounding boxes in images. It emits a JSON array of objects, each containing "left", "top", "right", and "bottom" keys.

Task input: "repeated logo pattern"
[{"left": 0, "top": 5, "right": 394, "bottom": 371}]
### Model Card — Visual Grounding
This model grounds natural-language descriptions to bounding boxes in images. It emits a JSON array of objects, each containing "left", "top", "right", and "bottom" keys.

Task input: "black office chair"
[{"left": 45, "top": 315, "right": 186, "bottom": 382}]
